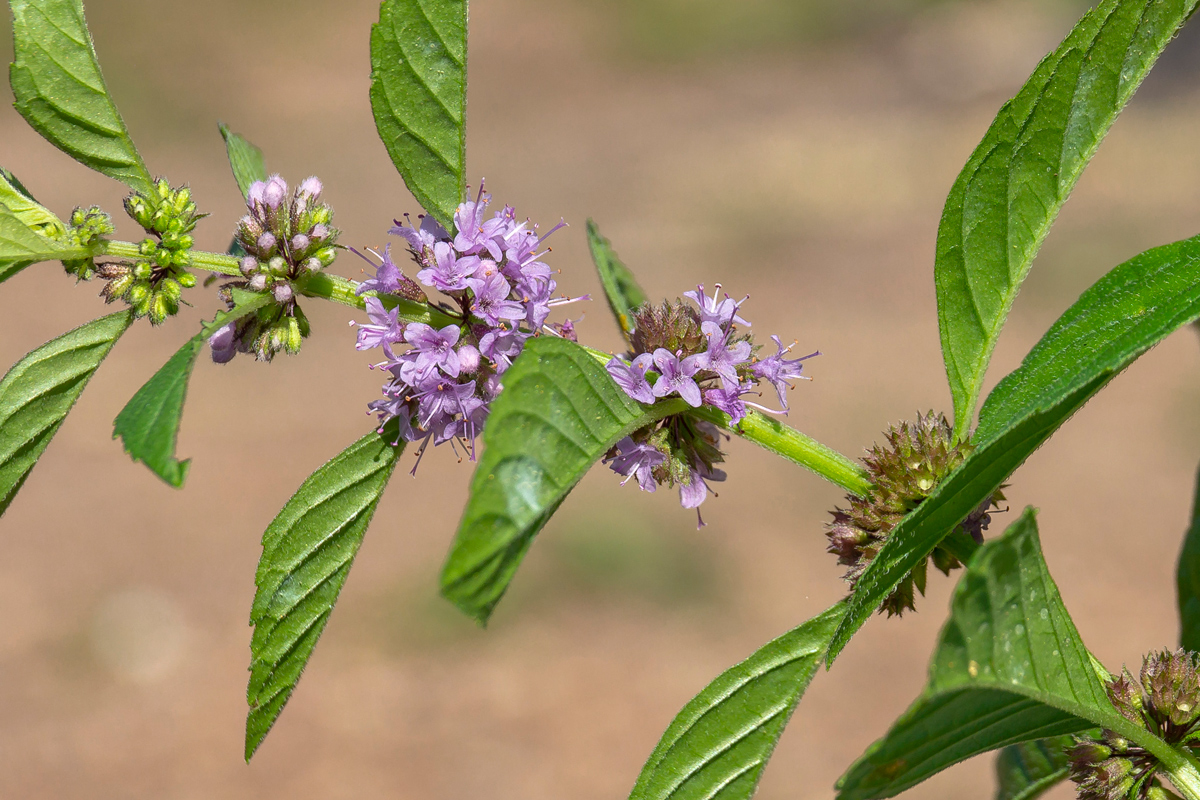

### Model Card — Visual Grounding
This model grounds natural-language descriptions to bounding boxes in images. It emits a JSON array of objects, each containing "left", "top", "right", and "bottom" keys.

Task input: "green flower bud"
[
  {"left": 177, "top": 272, "right": 197, "bottom": 289},
  {"left": 285, "top": 316, "right": 303, "bottom": 354},
  {"left": 158, "top": 278, "right": 182, "bottom": 302},
  {"left": 133, "top": 262, "right": 153, "bottom": 280},
  {"left": 316, "top": 246, "right": 337, "bottom": 267},
  {"left": 139, "top": 238, "right": 157, "bottom": 256}
]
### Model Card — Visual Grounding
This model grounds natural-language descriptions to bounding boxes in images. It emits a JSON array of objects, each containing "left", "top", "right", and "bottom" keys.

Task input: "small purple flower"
[
  {"left": 403, "top": 322, "right": 462, "bottom": 377},
  {"left": 390, "top": 213, "right": 449, "bottom": 251},
  {"left": 651, "top": 349, "right": 703, "bottom": 407},
  {"left": 353, "top": 245, "right": 403, "bottom": 296},
  {"left": 355, "top": 298, "right": 404, "bottom": 352},
  {"left": 752, "top": 335, "right": 819, "bottom": 410},
  {"left": 607, "top": 353, "right": 655, "bottom": 404},
  {"left": 478, "top": 327, "right": 529, "bottom": 374},
  {"left": 694, "top": 322, "right": 751, "bottom": 388},
  {"left": 209, "top": 322, "right": 237, "bottom": 364},
  {"left": 466, "top": 272, "right": 525, "bottom": 327},
  {"left": 417, "top": 242, "right": 477, "bottom": 292},
  {"left": 605, "top": 437, "right": 666, "bottom": 493},
  {"left": 703, "top": 386, "right": 748, "bottom": 424},
  {"left": 679, "top": 463, "right": 726, "bottom": 528},
  {"left": 684, "top": 284, "right": 750, "bottom": 330}
]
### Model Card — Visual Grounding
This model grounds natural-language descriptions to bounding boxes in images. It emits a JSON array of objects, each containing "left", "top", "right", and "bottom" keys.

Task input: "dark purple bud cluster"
[
  {"left": 209, "top": 175, "right": 338, "bottom": 362},
  {"left": 353, "top": 183, "right": 586, "bottom": 472},
  {"left": 825, "top": 412, "right": 1005, "bottom": 616},
  {"left": 1069, "top": 650, "right": 1200, "bottom": 800},
  {"left": 604, "top": 284, "right": 817, "bottom": 525}
]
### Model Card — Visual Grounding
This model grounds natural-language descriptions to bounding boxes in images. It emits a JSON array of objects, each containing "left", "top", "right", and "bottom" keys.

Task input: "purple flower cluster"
[
  {"left": 603, "top": 284, "right": 817, "bottom": 525},
  {"left": 354, "top": 184, "right": 586, "bottom": 471},
  {"left": 209, "top": 174, "right": 339, "bottom": 362}
]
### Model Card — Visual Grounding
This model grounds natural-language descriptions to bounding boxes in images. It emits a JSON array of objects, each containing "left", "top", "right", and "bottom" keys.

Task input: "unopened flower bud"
[
  {"left": 273, "top": 283, "right": 294, "bottom": 304},
  {"left": 133, "top": 262, "right": 153, "bottom": 280},
  {"left": 249, "top": 273, "right": 268, "bottom": 291},
  {"left": 257, "top": 232, "right": 277, "bottom": 252},
  {"left": 177, "top": 272, "right": 197, "bottom": 289},
  {"left": 291, "top": 234, "right": 310, "bottom": 252},
  {"left": 248, "top": 181, "right": 266, "bottom": 207},
  {"left": 299, "top": 176, "right": 322, "bottom": 198},
  {"left": 457, "top": 344, "right": 481, "bottom": 374},
  {"left": 316, "top": 247, "right": 337, "bottom": 267},
  {"left": 263, "top": 175, "right": 287, "bottom": 209},
  {"left": 268, "top": 256, "right": 288, "bottom": 276},
  {"left": 286, "top": 317, "right": 303, "bottom": 354},
  {"left": 303, "top": 257, "right": 321, "bottom": 272},
  {"left": 310, "top": 223, "right": 329, "bottom": 241}
]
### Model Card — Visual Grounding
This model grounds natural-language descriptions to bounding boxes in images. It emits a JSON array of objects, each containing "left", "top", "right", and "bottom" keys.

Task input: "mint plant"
[{"left": 4, "top": 0, "right": 1200, "bottom": 798}]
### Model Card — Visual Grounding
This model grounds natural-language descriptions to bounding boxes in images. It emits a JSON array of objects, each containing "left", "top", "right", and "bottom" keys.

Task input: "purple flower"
[
  {"left": 605, "top": 437, "right": 665, "bottom": 493},
  {"left": 751, "top": 335, "right": 819, "bottom": 410},
  {"left": 684, "top": 284, "right": 750, "bottom": 330},
  {"left": 403, "top": 322, "right": 462, "bottom": 377},
  {"left": 478, "top": 327, "right": 530, "bottom": 374},
  {"left": 466, "top": 272, "right": 525, "bottom": 327},
  {"left": 607, "top": 353, "right": 655, "bottom": 404},
  {"left": 694, "top": 322, "right": 751, "bottom": 388},
  {"left": 355, "top": 297, "right": 404, "bottom": 351},
  {"left": 679, "top": 463, "right": 726, "bottom": 528},
  {"left": 651, "top": 349, "right": 703, "bottom": 407},
  {"left": 209, "top": 322, "right": 237, "bottom": 364},
  {"left": 704, "top": 386, "right": 748, "bottom": 424},
  {"left": 354, "top": 244, "right": 404, "bottom": 296},
  {"left": 417, "top": 242, "right": 477, "bottom": 292},
  {"left": 390, "top": 213, "right": 449, "bottom": 251}
]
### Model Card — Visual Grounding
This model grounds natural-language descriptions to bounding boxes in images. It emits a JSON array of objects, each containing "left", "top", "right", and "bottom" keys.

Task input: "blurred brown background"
[{"left": 2, "top": 0, "right": 1200, "bottom": 797}]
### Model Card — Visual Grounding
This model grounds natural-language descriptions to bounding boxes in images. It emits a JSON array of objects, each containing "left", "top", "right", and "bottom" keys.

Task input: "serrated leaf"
[
  {"left": 830, "top": 234, "right": 1200, "bottom": 663},
  {"left": 836, "top": 510, "right": 1151, "bottom": 800},
  {"left": 246, "top": 429, "right": 404, "bottom": 760},
  {"left": 112, "top": 297, "right": 269, "bottom": 488},
  {"left": 630, "top": 602, "right": 845, "bottom": 800},
  {"left": 587, "top": 219, "right": 647, "bottom": 338},
  {"left": 0, "top": 166, "right": 65, "bottom": 239},
  {"left": 219, "top": 124, "right": 267, "bottom": 199},
  {"left": 9, "top": 0, "right": 154, "bottom": 194},
  {"left": 369, "top": 0, "right": 467, "bottom": 230},
  {"left": 0, "top": 310, "right": 132, "bottom": 518},
  {"left": 995, "top": 736, "right": 1076, "bottom": 800},
  {"left": 1177, "top": 462, "right": 1200, "bottom": 652},
  {"left": 440, "top": 336, "right": 688, "bottom": 623},
  {"left": 937, "top": 0, "right": 1198, "bottom": 438}
]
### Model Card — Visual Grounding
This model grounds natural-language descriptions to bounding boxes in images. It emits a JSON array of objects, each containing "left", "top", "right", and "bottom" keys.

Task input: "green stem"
[{"left": 1163, "top": 747, "right": 1200, "bottom": 800}]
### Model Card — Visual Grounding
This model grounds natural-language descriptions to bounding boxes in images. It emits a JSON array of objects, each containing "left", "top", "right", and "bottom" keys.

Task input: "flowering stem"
[
  {"left": 1162, "top": 748, "right": 1200, "bottom": 800},
  {"left": 99, "top": 240, "right": 461, "bottom": 328}
]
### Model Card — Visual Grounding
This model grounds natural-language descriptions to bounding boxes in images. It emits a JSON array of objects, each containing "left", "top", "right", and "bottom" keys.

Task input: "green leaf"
[
  {"left": 441, "top": 336, "right": 688, "bottom": 623},
  {"left": 836, "top": 509, "right": 1147, "bottom": 800},
  {"left": 369, "top": 0, "right": 467, "bottom": 230},
  {"left": 0, "top": 310, "right": 132, "bottom": 518},
  {"left": 112, "top": 297, "right": 269, "bottom": 488},
  {"left": 936, "top": 0, "right": 1198, "bottom": 438},
  {"left": 246, "top": 429, "right": 404, "bottom": 760},
  {"left": 830, "top": 234, "right": 1200, "bottom": 663},
  {"left": 0, "top": 166, "right": 65, "bottom": 239},
  {"left": 587, "top": 219, "right": 648, "bottom": 338},
  {"left": 9, "top": 0, "right": 154, "bottom": 194},
  {"left": 1178, "top": 462, "right": 1200, "bottom": 652},
  {"left": 219, "top": 124, "right": 267, "bottom": 199},
  {"left": 630, "top": 602, "right": 845, "bottom": 800},
  {"left": 994, "top": 736, "right": 1076, "bottom": 800}
]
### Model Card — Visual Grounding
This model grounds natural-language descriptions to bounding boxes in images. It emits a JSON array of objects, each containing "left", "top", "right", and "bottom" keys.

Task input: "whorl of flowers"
[
  {"left": 1068, "top": 650, "right": 1200, "bottom": 800},
  {"left": 352, "top": 182, "right": 585, "bottom": 472},
  {"left": 98, "top": 179, "right": 200, "bottom": 325},
  {"left": 603, "top": 284, "right": 818, "bottom": 526},
  {"left": 824, "top": 412, "right": 1004, "bottom": 616},
  {"left": 209, "top": 174, "right": 339, "bottom": 362}
]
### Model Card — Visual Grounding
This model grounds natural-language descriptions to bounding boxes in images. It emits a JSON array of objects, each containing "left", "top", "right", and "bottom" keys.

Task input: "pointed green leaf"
[
  {"left": 441, "top": 337, "right": 687, "bottom": 623},
  {"left": 630, "top": 602, "right": 845, "bottom": 800},
  {"left": 937, "top": 0, "right": 1198, "bottom": 437},
  {"left": 836, "top": 510, "right": 1158, "bottom": 800},
  {"left": 830, "top": 234, "right": 1200, "bottom": 663},
  {"left": 246, "top": 430, "right": 404, "bottom": 760},
  {"left": 113, "top": 297, "right": 269, "bottom": 488},
  {"left": 0, "top": 166, "right": 65, "bottom": 239},
  {"left": 219, "top": 124, "right": 267, "bottom": 199},
  {"left": 0, "top": 310, "right": 132, "bottom": 518},
  {"left": 9, "top": 0, "right": 154, "bottom": 194},
  {"left": 995, "top": 736, "right": 1076, "bottom": 800},
  {"left": 587, "top": 219, "right": 648, "bottom": 338},
  {"left": 369, "top": 0, "right": 467, "bottom": 230},
  {"left": 1177, "top": 462, "right": 1200, "bottom": 652},
  {"left": 0, "top": 200, "right": 87, "bottom": 284}
]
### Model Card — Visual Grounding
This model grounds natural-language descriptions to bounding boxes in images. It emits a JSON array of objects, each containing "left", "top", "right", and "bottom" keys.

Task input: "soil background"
[{"left": 1, "top": 1, "right": 1198, "bottom": 797}]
